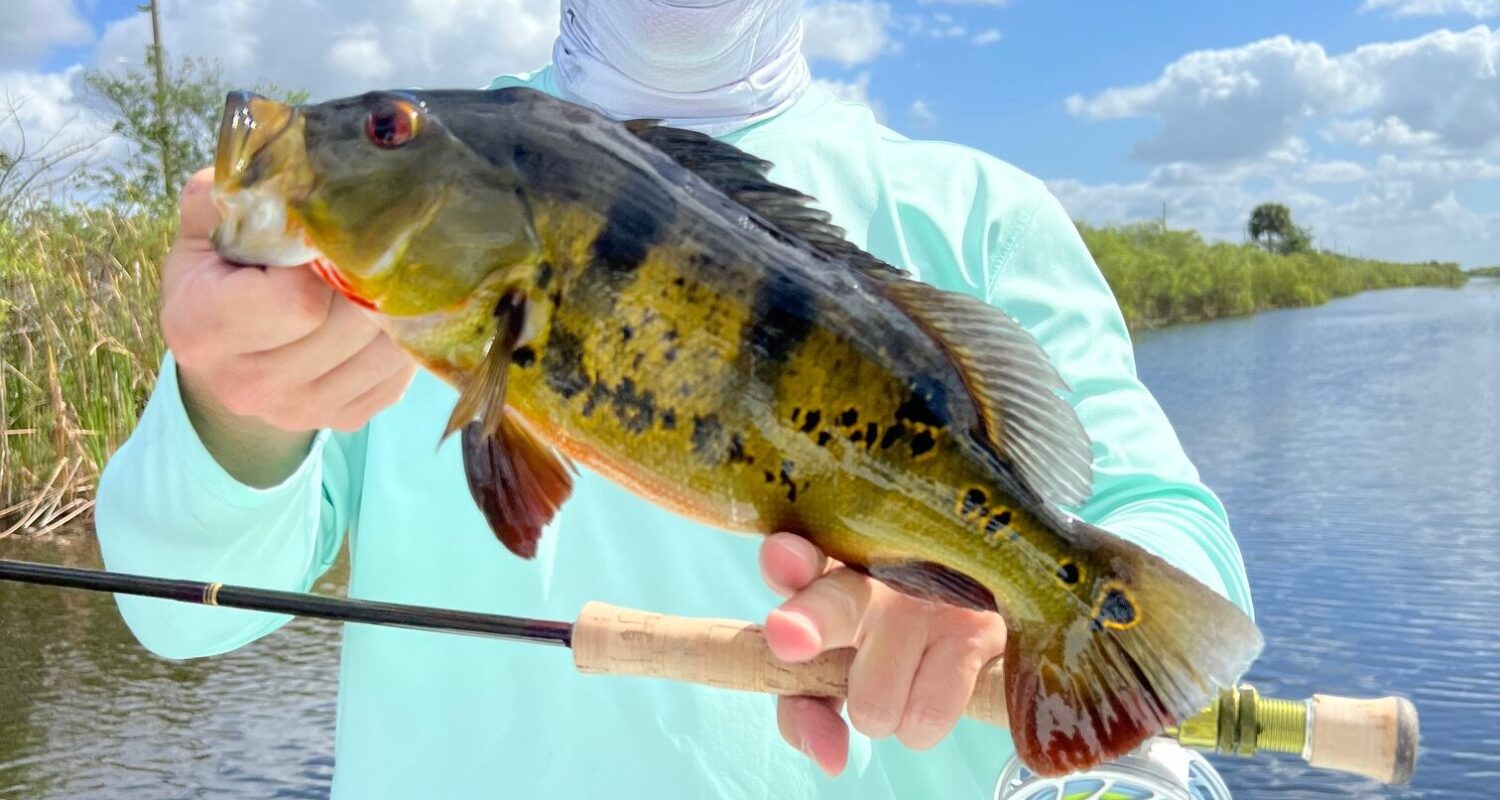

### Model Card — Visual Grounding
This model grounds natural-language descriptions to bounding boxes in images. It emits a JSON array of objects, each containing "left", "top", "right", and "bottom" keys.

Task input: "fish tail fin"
[{"left": 1003, "top": 521, "right": 1263, "bottom": 776}]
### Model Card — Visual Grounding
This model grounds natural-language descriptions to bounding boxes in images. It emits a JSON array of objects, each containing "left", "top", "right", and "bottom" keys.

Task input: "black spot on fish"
[
  {"left": 987, "top": 510, "right": 1012, "bottom": 533},
  {"left": 836, "top": 408, "right": 859, "bottom": 427},
  {"left": 674, "top": 276, "right": 687, "bottom": 287},
  {"left": 691, "top": 415, "right": 723, "bottom": 458},
  {"left": 961, "top": 488, "right": 987, "bottom": 517},
  {"left": 779, "top": 460, "right": 799, "bottom": 503},
  {"left": 726, "top": 433, "right": 752, "bottom": 465},
  {"left": 611, "top": 378, "right": 656, "bottom": 434},
  {"left": 536, "top": 262, "right": 554, "bottom": 290},
  {"left": 543, "top": 327, "right": 589, "bottom": 399},
  {"left": 621, "top": 325, "right": 634, "bottom": 342},
  {"left": 791, "top": 407, "right": 802, "bottom": 423},
  {"left": 1057, "top": 562, "right": 1080, "bottom": 585},
  {"left": 763, "top": 470, "right": 776, "bottom": 484},
  {"left": 816, "top": 431, "right": 832, "bottom": 447},
  {"left": 746, "top": 273, "right": 815, "bottom": 381},
  {"left": 863, "top": 422, "right": 878, "bottom": 450},
  {"left": 881, "top": 423, "right": 907, "bottom": 449},
  {"left": 580, "top": 382, "right": 608, "bottom": 417},
  {"left": 585, "top": 180, "right": 673, "bottom": 291},
  {"left": 631, "top": 353, "right": 644, "bottom": 369},
  {"left": 896, "top": 377, "right": 950, "bottom": 429},
  {"left": 661, "top": 410, "right": 677, "bottom": 430},
  {"left": 909, "top": 430, "right": 936, "bottom": 458},
  {"left": 512, "top": 346, "right": 536, "bottom": 368},
  {"left": 849, "top": 429, "right": 864, "bottom": 444},
  {"left": 800, "top": 410, "right": 821, "bottom": 433},
  {"left": 664, "top": 347, "right": 678, "bottom": 363},
  {"left": 1097, "top": 588, "right": 1137, "bottom": 628}
]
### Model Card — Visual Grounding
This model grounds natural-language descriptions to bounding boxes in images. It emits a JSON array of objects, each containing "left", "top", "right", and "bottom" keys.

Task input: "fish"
[{"left": 209, "top": 87, "right": 1263, "bottom": 775}]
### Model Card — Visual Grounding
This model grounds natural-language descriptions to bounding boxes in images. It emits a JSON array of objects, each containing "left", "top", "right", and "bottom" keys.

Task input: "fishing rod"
[{"left": 0, "top": 558, "right": 1417, "bottom": 786}]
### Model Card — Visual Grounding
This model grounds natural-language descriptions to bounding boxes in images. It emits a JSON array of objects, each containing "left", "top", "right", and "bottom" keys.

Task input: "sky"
[{"left": 2, "top": 0, "right": 1499, "bottom": 267}]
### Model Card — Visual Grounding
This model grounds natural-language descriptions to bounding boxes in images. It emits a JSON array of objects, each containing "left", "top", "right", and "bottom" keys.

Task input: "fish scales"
[{"left": 210, "top": 86, "right": 1263, "bottom": 777}]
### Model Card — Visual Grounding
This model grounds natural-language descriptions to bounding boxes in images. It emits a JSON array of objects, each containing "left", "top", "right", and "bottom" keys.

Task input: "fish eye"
[{"left": 365, "top": 99, "right": 421, "bottom": 149}]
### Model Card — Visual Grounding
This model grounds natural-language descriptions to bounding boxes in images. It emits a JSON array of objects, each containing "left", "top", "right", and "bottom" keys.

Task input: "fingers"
[
  {"left": 213, "top": 263, "right": 335, "bottom": 349},
  {"left": 845, "top": 609, "right": 927, "bottom": 739},
  {"left": 178, "top": 167, "right": 220, "bottom": 242},
  {"left": 759, "top": 533, "right": 828, "bottom": 598},
  {"left": 765, "top": 568, "right": 872, "bottom": 663},
  {"left": 897, "top": 623, "right": 1005, "bottom": 751},
  {"left": 777, "top": 696, "right": 849, "bottom": 778},
  {"left": 326, "top": 356, "right": 416, "bottom": 432},
  {"left": 244, "top": 294, "right": 383, "bottom": 384}
]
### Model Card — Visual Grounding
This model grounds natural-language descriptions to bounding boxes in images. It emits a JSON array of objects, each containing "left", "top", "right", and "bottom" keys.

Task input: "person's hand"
[
  {"left": 759, "top": 533, "right": 1007, "bottom": 777},
  {"left": 160, "top": 168, "right": 416, "bottom": 485}
]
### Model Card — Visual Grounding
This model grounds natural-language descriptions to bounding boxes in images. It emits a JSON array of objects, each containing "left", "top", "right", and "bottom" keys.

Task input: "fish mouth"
[{"left": 211, "top": 91, "right": 320, "bottom": 268}]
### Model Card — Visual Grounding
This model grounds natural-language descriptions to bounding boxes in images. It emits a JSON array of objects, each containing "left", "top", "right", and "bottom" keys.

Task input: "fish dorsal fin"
[
  {"left": 626, "top": 121, "right": 906, "bottom": 281},
  {"left": 882, "top": 278, "right": 1094, "bottom": 507}
]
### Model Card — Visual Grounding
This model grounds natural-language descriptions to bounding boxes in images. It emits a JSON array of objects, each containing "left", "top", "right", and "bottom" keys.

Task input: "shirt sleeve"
[
  {"left": 93, "top": 352, "right": 364, "bottom": 659},
  {"left": 985, "top": 190, "right": 1255, "bottom": 618}
]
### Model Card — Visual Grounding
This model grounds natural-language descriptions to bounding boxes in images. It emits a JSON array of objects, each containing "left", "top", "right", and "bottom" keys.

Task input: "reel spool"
[{"left": 994, "top": 738, "right": 1234, "bottom": 800}]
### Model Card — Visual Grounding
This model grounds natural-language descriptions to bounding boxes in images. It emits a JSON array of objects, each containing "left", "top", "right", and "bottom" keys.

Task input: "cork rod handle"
[
  {"left": 572, "top": 602, "right": 1418, "bottom": 786},
  {"left": 1308, "top": 694, "right": 1420, "bottom": 786},
  {"left": 571, "top": 601, "right": 1008, "bottom": 727}
]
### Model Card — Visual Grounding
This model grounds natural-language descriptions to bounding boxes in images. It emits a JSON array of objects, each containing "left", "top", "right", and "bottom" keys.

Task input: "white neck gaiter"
[{"left": 552, "top": 0, "right": 811, "bottom": 137}]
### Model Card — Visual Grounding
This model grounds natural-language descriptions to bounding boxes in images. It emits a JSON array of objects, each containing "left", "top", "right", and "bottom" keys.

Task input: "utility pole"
[{"left": 140, "top": 0, "right": 173, "bottom": 203}]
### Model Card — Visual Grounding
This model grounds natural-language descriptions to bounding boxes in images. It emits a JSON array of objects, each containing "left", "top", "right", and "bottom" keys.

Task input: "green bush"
[{"left": 1080, "top": 222, "right": 1468, "bottom": 330}]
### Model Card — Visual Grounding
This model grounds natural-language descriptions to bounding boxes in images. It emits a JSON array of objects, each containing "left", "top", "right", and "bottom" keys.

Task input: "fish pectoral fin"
[
  {"left": 461, "top": 412, "right": 576, "bottom": 559},
  {"left": 880, "top": 279, "right": 1094, "bottom": 508},
  {"left": 626, "top": 122, "right": 907, "bottom": 282},
  {"left": 443, "top": 289, "right": 528, "bottom": 442},
  {"left": 867, "top": 560, "right": 998, "bottom": 612}
]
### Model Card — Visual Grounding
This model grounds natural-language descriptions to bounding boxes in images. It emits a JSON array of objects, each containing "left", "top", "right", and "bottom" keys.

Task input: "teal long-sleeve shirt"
[{"left": 95, "top": 68, "right": 1253, "bottom": 800}]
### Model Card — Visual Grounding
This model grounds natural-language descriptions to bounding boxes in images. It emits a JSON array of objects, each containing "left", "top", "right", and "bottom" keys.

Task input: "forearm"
[
  {"left": 95, "top": 353, "right": 356, "bottom": 659},
  {"left": 179, "top": 366, "right": 316, "bottom": 488}
]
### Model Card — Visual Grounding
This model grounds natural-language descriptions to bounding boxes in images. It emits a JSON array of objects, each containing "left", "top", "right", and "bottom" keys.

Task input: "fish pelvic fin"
[
  {"left": 461, "top": 412, "right": 575, "bottom": 559},
  {"left": 448, "top": 288, "right": 575, "bottom": 557},
  {"left": 1003, "top": 521, "right": 1262, "bottom": 776}
]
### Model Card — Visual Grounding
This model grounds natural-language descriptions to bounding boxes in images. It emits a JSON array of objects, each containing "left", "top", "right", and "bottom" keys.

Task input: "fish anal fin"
[
  {"left": 1004, "top": 521, "right": 1263, "bottom": 775},
  {"left": 880, "top": 279, "right": 1094, "bottom": 508},
  {"left": 461, "top": 413, "right": 576, "bottom": 559},
  {"left": 625, "top": 122, "right": 906, "bottom": 282},
  {"left": 868, "top": 560, "right": 997, "bottom": 612}
]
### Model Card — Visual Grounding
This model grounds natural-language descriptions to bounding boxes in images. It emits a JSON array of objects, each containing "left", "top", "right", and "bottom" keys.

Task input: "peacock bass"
[{"left": 208, "top": 87, "right": 1263, "bottom": 776}]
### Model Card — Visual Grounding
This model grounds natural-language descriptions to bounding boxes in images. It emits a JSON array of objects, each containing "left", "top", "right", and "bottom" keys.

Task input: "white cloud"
[
  {"left": 0, "top": 0, "right": 92, "bottom": 68},
  {"left": 93, "top": 0, "right": 561, "bottom": 102},
  {"left": 1363, "top": 0, "right": 1500, "bottom": 17},
  {"left": 972, "top": 28, "right": 1003, "bottom": 46},
  {"left": 1327, "top": 116, "right": 1442, "bottom": 149},
  {"left": 0, "top": 67, "right": 116, "bottom": 199},
  {"left": 813, "top": 71, "right": 886, "bottom": 121},
  {"left": 908, "top": 98, "right": 938, "bottom": 127},
  {"left": 803, "top": 2, "right": 894, "bottom": 67},
  {"left": 1068, "top": 27, "right": 1500, "bottom": 166}
]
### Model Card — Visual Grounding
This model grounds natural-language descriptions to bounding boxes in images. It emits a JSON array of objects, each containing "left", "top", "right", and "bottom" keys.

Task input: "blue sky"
[{"left": 4, "top": 0, "right": 1500, "bottom": 266}]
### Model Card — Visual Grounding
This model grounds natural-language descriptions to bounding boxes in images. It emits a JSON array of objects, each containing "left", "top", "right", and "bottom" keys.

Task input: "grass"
[
  {"left": 0, "top": 208, "right": 1469, "bottom": 535},
  {"left": 1081, "top": 222, "right": 1468, "bottom": 330},
  {"left": 1, "top": 204, "right": 171, "bottom": 537}
]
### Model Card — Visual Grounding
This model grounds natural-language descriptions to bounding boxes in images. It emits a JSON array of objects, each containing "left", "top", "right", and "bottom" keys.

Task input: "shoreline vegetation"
[
  {"left": 1082, "top": 222, "right": 1467, "bottom": 331},
  {"left": 0, "top": 205, "right": 1469, "bottom": 536},
  {"left": 1468, "top": 266, "right": 1500, "bottom": 277}
]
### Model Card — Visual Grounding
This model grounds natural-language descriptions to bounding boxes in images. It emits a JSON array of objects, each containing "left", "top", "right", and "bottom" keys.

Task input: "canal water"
[{"left": 2, "top": 279, "right": 1497, "bottom": 799}]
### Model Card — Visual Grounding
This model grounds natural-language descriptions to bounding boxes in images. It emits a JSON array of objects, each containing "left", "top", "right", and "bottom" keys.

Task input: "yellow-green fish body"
[{"left": 211, "top": 87, "right": 1262, "bottom": 775}]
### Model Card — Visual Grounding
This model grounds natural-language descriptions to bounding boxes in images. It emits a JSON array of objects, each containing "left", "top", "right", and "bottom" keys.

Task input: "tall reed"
[{"left": 1, "top": 205, "right": 170, "bottom": 536}]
